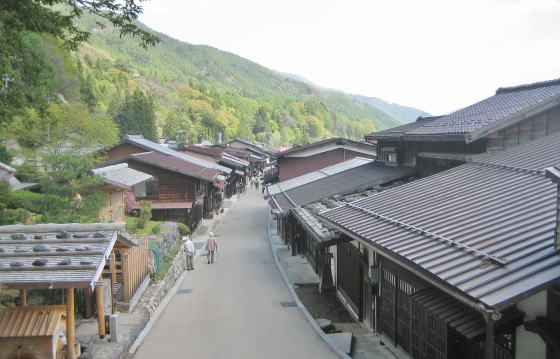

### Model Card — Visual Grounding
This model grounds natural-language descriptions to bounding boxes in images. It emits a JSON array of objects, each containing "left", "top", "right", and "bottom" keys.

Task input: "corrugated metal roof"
[
  {"left": 0, "top": 305, "right": 66, "bottom": 338},
  {"left": 271, "top": 161, "right": 416, "bottom": 213},
  {"left": 267, "top": 157, "right": 374, "bottom": 196},
  {"left": 123, "top": 135, "right": 232, "bottom": 174},
  {"left": 130, "top": 152, "right": 220, "bottom": 182},
  {"left": 319, "top": 132, "right": 560, "bottom": 310},
  {"left": 0, "top": 223, "right": 123, "bottom": 289},
  {"left": 93, "top": 163, "right": 153, "bottom": 189}
]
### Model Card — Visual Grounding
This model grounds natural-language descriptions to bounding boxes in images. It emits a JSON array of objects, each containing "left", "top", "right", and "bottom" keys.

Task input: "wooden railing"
[{"left": 121, "top": 238, "right": 149, "bottom": 303}]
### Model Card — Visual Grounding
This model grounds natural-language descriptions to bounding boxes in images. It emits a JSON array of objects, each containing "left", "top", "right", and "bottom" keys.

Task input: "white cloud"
[{"left": 139, "top": 0, "right": 560, "bottom": 115}]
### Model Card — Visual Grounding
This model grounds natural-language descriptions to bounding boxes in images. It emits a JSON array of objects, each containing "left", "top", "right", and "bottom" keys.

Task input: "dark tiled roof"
[
  {"left": 130, "top": 152, "right": 220, "bottom": 182},
  {"left": 405, "top": 78, "right": 560, "bottom": 137},
  {"left": 275, "top": 138, "right": 374, "bottom": 157},
  {"left": 122, "top": 135, "right": 231, "bottom": 174},
  {"left": 320, "top": 131, "right": 560, "bottom": 309},
  {"left": 365, "top": 116, "right": 443, "bottom": 140},
  {"left": 270, "top": 160, "right": 416, "bottom": 213}
]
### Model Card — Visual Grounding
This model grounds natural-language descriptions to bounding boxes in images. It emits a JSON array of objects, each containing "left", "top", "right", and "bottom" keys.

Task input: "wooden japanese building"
[
  {"left": 93, "top": 163, "right": 153, "bottom": 223},
  {"left": 319, "top": 132, "right": 560, "bottom": 359},
  {"left": 366, "top": 78, "right": 560, "bottom": 177},
  {"left": 268, "top": 157, "right": 416, "bottom": 286},
  {"left": 178, "top": 145, "right": 249, "bottom": 198},
  {"left": 272, "top": 138, "right": 377, "bottom": 182},
  {"left": 102, "top": 151, "right": 223, "bottom": 229}
]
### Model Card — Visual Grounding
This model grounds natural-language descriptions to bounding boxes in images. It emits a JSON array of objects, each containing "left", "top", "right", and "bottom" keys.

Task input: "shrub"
[
  {"left": 151, "top": 223, "right": 161, "bottom": 235},
  {"left": 14, "top": 163, "right": 43, "bottom": 183},
  {"left": 177, "top": 223, "right": 190, "bottom": 236},
  {"left": 136, "top": 201, "right": 152, "bottom": 229},
  {"left": 1, "top": 208, "right": 30, "bottom": 225}
]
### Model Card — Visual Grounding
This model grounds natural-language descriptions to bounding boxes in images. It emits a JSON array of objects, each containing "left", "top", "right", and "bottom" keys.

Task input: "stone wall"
[
  {"left": 140, "top": 248, "right": 186, "bottom": 314},
  {"left": 156, "top": 222, "right": 180, "bottom": 258}
]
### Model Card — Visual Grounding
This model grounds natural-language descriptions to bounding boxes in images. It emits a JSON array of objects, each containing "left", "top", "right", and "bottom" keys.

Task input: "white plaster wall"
[
  {"left": 515, "top": 290, "right": 547, "bottom": 359},
  {"left": 329, "top": 246, "right": 337, "bottom": 287}
]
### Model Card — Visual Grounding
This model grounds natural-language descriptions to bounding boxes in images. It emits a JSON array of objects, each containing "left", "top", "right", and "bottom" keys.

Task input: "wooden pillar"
[
  {"left": 484, "top": 312, "right": 496, "bottom": 359},
  {"left": 19, "top": 289, "right": 27, "bottom": 306},
  {"left": 110, "top": 253, "right": 117, "bottom": 314},
  {"left": 122, "top": 252, "right": 130, "bottom": 303},
  {"left": 95, "top": 282, "right": 106, "bottom": 338},
  {"left": 66, "top": 288, "right": 76, "bottom": 359}
]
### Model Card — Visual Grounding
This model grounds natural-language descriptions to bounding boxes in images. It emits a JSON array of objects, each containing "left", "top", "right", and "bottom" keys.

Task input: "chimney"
[{"left": 545, "top": 165, "right": 560, "bottom": 250}]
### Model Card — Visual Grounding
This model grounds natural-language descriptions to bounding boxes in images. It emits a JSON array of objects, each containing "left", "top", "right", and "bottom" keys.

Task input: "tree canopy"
[{"left": 0, "top": 0, "right": 158, "bottom": 127}]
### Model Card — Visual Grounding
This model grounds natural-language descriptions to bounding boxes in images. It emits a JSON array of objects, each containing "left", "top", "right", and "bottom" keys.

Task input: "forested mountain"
[{"left": 4, "top": 10, "right": 429, "bottom": 148}]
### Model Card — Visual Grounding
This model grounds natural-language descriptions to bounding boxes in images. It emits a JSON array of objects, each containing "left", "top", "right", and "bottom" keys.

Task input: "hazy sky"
[{"left": 139, "top": 0, "right": 560, "bottom": 115}]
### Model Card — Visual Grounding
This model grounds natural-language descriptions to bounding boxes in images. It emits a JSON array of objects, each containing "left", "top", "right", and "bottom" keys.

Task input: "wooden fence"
[{"left": 121, "top": 237, "right": 149, "bottom": 303}]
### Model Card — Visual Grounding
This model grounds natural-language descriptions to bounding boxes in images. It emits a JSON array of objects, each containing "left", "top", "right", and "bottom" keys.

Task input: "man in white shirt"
[{"left": 183, "top": 236, "right": 195, "bottom": 270}]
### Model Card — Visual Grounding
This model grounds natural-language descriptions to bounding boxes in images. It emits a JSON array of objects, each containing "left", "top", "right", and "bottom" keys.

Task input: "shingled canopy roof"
[
  {"left": 0, "top": 223, "right": 124, "bottom": 290},
  {"left": 92, "top": 163, "right": 153, "bottom": 189},
  {"left": 320, "top": 131, "right": 560, "bottom": 310},
  {"left": 366, "top": 78, "right": 560, "bottom": 143}
]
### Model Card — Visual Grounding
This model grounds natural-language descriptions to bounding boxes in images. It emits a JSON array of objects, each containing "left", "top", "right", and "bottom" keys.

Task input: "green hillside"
[{"left": 2, "top": 9, "right": 412, "bottom": 149}]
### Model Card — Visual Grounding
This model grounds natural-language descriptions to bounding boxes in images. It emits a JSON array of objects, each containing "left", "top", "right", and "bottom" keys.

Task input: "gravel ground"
[{"left": 294, "top": 285, "right": 354, "bottom": 323}]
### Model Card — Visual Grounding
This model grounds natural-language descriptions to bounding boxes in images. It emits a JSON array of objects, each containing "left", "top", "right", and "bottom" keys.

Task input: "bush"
[
  {"left": 136, "top": 201, "right": 152, "bottom": 229},
  {"left": 151, "top": 223, "right": 161, "bottom": 235},
  {"left": 177, "top": 223, "right": 190, "bottom": 236},
  {"left": 1, "top": 208, "right": 30, "bottom": 225},
  {"left": 14, "top": 163, "right": 43, "bottom": 183}
]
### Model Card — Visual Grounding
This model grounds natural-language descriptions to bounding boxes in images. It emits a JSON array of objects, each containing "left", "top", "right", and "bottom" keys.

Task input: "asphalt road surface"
[{"left": 134, "top": 188, "right": 340, "bottom": 359}]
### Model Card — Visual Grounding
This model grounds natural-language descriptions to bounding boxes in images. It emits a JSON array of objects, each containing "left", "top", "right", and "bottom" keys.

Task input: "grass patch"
[{"left": 125, "top": 215, "right": 164, "bottom": 239}]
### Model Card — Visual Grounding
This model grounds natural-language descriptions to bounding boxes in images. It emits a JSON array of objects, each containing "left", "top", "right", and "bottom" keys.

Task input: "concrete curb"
[
  {"left": 265, "top": 210, "right": 352, "bottom": 359},
  {"left": 128, "top": 268, "right": 188, "bottom": 357}
]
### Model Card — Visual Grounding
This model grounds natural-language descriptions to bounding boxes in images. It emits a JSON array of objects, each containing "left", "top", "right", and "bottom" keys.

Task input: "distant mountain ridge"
[
  {"left": 347, "top": 94, "right": 431, "bottom": 123},
  {"left": 280, "top": 72, "right": 430, "bottom": 123}
]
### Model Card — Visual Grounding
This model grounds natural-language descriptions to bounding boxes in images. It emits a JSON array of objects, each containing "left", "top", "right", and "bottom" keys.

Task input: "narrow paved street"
[{"left": 134, "top": 188, "right": 340, "bottom": 359}]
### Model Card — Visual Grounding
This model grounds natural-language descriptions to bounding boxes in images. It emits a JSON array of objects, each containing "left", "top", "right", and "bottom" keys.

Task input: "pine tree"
[{"left": 115, "top": 88, "right": 158, "bottom": 141}]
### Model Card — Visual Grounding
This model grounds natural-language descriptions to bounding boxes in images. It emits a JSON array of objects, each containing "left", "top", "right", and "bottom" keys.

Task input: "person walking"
[
  {"left": 205, "top": 232, "right": 218, "bottom": 264},
  {"left": 183, "top": 236, "right": 195, "bottom": 270}
]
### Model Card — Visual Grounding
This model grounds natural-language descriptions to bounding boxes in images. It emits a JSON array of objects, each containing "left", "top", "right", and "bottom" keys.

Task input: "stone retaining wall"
[
  {"left": 140, "top": 248, "right": 186, "bottom": 314},
  {"left": 156, "top": 222, "right": 180, "bottom": 258}
]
